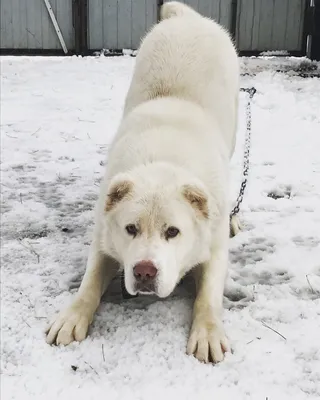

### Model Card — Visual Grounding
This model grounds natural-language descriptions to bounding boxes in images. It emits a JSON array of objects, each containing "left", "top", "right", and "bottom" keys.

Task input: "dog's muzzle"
[{"left": 133, "top": 260, "right": 157, "bottom": 294}]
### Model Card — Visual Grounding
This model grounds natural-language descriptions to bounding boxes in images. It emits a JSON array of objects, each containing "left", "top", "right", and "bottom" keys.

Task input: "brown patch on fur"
[
  {"left": 150, "top": 84, "right": 171, "bottom": 99},
  {"left": 105, "top": 180, "right": 132, "bottom": 212},
  {"left": 182, "top": 184, "right": 209, "bottom": 219}
]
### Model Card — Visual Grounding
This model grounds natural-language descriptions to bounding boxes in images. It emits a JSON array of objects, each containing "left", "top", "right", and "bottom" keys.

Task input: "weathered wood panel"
[
  {"left": 0, "top": 0, "right": 74, "bottom": 50},
  {"left": 89, "top": 0, "right": 152, "bottom": 50},
  {"left": 56, "top": 0, "right": 74, "bottom": 49},
  {"left": 103, "top": 0, "right": 118, "bottom": 49},
  {"left": 145, "top": 0, "right": 157, "bottom": 33},
  {"left": 1, "top": 0, "right": 14, "bottom": 48},
  {"left": 0, "top": 0, "right": 307, "bottom": 54},
  {"left": 88, "top": 0, "right": 233, "bottom": 50},
  {"left": 26, "top": 0, "right": 43, "bottom": 49},
  {"left": 118, "top": 0, "right": 132, "bottom": 49},
  {"left": 285, "top": 0, "right": 306, "bottom": 51},
  {"left": 132, "top": 0, "right": 146, "bottom": 49},
  {"left": 89, "top": 0, "right": 103, "bottom": 50},
  {"left": 236, "top": 0, "right": 306, "bottom": 52},
  {"left": 163, "top": 0, "right": 232, "bottom": 28}
]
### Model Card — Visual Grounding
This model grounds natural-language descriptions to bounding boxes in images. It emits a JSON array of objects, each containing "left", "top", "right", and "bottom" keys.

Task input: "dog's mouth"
[{"left": 134, "top": 282, "right": 157, "bottom": 295}]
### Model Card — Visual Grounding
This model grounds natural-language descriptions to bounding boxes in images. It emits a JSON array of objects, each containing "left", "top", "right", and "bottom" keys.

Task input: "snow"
[
  {"left": 259, "top": 50, "right": 290, "bottom": 57},
  {"left": 1, "top": 55, "right": 320, "bottom": 400}
]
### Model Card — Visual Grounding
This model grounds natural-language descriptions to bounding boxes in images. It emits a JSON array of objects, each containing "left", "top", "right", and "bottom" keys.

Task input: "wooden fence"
[{"left": 0, "top": 0, "right": 319, "bottom": 59}]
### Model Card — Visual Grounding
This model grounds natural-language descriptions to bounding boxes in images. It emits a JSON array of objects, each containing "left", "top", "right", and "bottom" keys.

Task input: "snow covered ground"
[{"left": 1, "top": 55, "right": 320, "bottom": 400}]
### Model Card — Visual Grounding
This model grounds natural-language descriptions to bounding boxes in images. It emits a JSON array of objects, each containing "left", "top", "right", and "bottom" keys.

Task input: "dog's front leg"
[
  {"left": 46, "top": 240, "right": 118, "bottom": 345},
  {"left": 187, "top": 222, "right": 230, "bottom": 363}
]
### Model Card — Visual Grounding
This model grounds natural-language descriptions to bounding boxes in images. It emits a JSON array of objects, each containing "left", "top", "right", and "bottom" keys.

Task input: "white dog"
[{"left": 46, "top": 1, "right": 239, "bottom": 363}]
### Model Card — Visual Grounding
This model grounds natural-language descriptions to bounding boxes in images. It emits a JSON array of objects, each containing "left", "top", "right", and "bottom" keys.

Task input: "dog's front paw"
[
  {"left": 186, "top": 317, "right": 230, "bottom": 363},
  {"left": 45, "top": 299, "right": 93, "bottom": 346}
]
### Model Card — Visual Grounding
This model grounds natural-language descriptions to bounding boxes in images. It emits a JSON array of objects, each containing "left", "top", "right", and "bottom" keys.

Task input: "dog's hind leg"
[
  {"left": 45, "top": 241, "right": 119, "bottom": 346},
  {"left": 230, "top": 214, "right": 241, "bottom": 237}
]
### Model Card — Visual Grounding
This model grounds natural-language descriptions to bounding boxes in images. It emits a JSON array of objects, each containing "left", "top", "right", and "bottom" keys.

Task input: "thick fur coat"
[{"left": 46, "top": 1, "right": 239, "bottom": 364}]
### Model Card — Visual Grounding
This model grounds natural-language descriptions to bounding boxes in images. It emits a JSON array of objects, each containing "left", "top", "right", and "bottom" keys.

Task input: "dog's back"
[{"left": 123, "top": 2, "right": 239, "bottom": 155}]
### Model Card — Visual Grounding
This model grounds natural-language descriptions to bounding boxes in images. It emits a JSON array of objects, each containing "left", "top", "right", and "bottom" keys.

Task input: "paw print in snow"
[
  {"left": 230, "top": 237, "right": 276, "bottom": 267},
  {"left": 292, "top": 236, "right": 320, "bottom": 248},
  {"left": 267, "top": 184, "right": 292, "bottom": 200}
]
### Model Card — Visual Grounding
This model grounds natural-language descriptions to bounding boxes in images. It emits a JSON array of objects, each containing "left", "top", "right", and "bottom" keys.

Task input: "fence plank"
[
  {"left": 103, "top": 0, "right": 118, "bottom": 49},
  {"left": 41, "top": 0, "right": 52, "bottom": 49},
  {"left": 250, "top": 0, "right": 261, "bottom": 50},
  {"left": 271, "top": 0, "right": 288, "bottom": 50},
  {"left": 258, "top": 0, "right": 274, "bottom": 50},
  {"left": 56, "top": 0, "right": 74, "bottom": 49},
  {"left": 41, "top": 0, "right": 69, "bottom": 50},
  {"left": 17, "top": 0, "right": 28, "bottom": 48},
  {"left": 11, "top": 0, "right": 22, "bottom": 48},
  {"left": 185, "top": 0, "right": 200, "bottom": 11},
  {"left": 0, "top": 0, "right": 13, "bottom": 48},
  {"left": 211, "top": 0, "right": 220, "bottom": 22},
  {"left": 237, "top": 0, "right": 255, "bottom": 51},
  {"left": 198, "top": 0, "right": 212, "bottom": 19},
  {"left": 132, "top": 0, "right": 146, "bottom": 49},
  {"left": 118, "top": 0, "right": 132, "bottom": 49},
  {"left": 89, "top": 0, "right": 103, "bottom": 49},
  {"left": 237, "top": 0, "right": 305, "bottom": 52},
  {"left": 25, "top": 0, "right": 40, "bottom": 49},
  {"left": 219, "top": 0, "right": 231, "bottom": 28},
  {"left": 145, "top": 0, "right": 157, "bottom": 32},
  {"left": 285, "top": 0, "right": 306, "bottom": 51},
  {"left": 1, "top": 0, "right": 307, "bottom": 54}
]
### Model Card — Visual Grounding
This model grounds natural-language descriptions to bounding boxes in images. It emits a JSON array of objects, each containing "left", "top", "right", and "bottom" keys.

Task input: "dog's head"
[{"left": 102, "top": 163, "right": 221, "bottom": 298}]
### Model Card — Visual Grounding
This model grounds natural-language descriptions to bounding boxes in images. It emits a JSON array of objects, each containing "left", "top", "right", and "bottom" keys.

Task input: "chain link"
[{"left": 230, "top": 87, "right": 256, "bottom": 219}]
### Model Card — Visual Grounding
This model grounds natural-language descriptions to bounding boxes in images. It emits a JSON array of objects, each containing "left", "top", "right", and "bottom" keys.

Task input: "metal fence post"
[
  {"left": 73, "top": 0, "right": 88, "bottom": 55},
  {"left": 157, "top": 0, "right": 164, "bottom": 23},
  {"left": 311, "top": 0, "right": 320, "bottom": 59},
  {"left": 230, "top": 0, "right": 238, "bottom": 43}
]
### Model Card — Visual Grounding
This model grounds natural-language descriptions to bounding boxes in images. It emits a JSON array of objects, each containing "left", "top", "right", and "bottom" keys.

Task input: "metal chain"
[{"left": 230, "top": 87, "right": 257, "bottom": 219}]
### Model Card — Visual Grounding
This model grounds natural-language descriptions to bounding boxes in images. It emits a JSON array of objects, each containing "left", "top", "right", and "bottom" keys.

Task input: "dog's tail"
[{"left": 160, "top": 1, "right": 199, "bottom": 21}]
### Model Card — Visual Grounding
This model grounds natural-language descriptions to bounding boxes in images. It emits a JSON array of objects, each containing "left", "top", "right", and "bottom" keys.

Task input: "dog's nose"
[{"left": 133, "top": 260, "right": 157, "bottom": 281}]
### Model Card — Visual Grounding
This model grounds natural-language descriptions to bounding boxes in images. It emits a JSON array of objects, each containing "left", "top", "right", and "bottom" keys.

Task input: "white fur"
[{"left": 46, "top": 1, "right": 239, "bottom": 363}]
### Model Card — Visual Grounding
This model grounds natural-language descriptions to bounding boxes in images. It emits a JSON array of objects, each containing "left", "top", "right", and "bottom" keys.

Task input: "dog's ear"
[
  {"left": 182, "top": 184, "right": 209, "bottom": 219},
  {"left": 105, "top": 178, "right": 133, "bottom": 212}
]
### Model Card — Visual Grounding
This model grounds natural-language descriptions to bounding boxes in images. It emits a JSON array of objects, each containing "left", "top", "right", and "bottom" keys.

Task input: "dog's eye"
[
  {"left": 126, "top": 224, "right": 138, "bottom": 237},
  {"left": 165, "top": 226, "right": 180, "bottom": 239}
]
